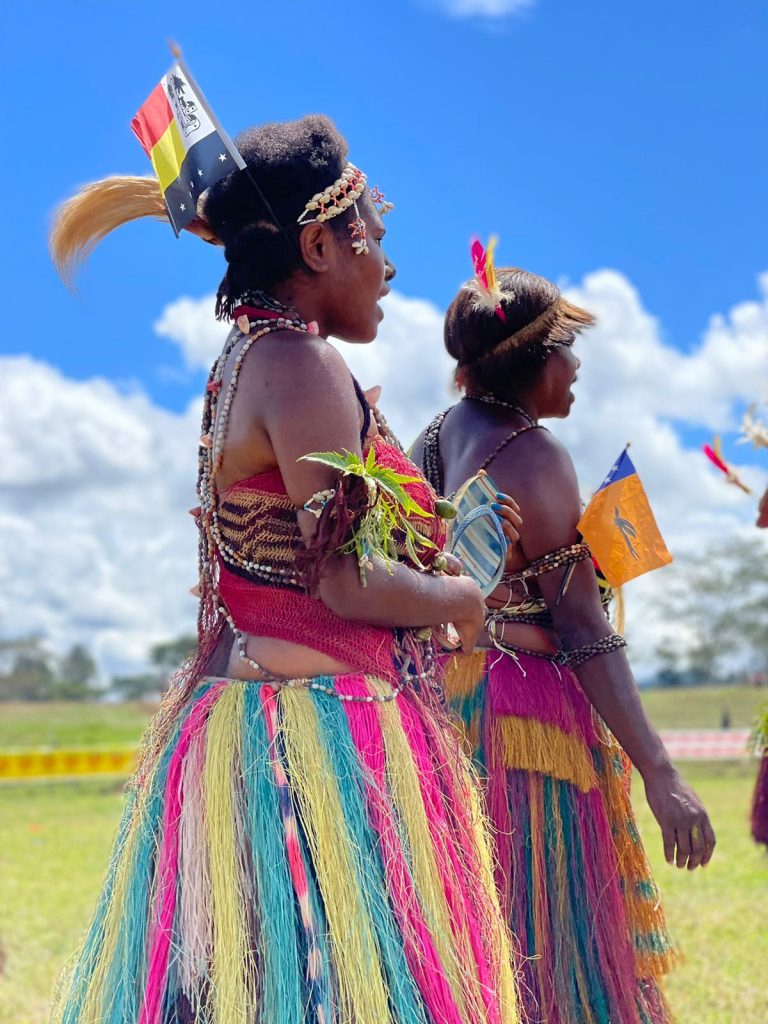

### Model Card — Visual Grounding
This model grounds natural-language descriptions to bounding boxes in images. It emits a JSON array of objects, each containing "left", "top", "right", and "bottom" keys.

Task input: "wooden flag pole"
[{"left": 166, "top": 41, "right": 305, "bottom": 265}]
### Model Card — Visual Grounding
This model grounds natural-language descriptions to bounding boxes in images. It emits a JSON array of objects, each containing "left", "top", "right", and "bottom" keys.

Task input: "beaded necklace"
[
  {"left": 463, "top": 392, "right": 537, "bottom": 427},
  {"left": 229, "top": 289, "right": 292, "bottom": 315},
  {"left": 197, "top": 310, "right": 423, "bottom": 703}
]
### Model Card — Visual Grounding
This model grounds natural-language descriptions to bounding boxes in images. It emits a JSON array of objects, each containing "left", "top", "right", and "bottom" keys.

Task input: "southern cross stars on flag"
[
  {"left": 131, "top": 59, "right": 245, "bottom": 235},
  {"left": 577, "top": 447, "right": 673, "bottom": 588}
]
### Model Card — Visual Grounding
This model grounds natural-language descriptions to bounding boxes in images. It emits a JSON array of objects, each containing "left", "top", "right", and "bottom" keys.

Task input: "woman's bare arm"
[
  {"left": 251, "top": 337, "right": 485, "bottom": 649},
  {"left": 488, "top": 429, "right": 715, "bottom": 869}
]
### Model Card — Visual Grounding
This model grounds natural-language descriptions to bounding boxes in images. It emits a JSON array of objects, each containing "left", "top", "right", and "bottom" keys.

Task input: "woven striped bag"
[{"left": 449, "top": 470, "right": 507, "bottom": 596}]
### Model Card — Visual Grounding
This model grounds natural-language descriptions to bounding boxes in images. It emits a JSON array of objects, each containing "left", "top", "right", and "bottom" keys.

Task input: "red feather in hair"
[{"left": 470, "top": 236, "right": 506, "bottom": 321}]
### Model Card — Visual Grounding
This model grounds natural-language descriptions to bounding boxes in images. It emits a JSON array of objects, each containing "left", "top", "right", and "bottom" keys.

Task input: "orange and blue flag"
[
  {"left": 578, "top": 447, "right": 672, "bottom": 587},
  {"left": 131, "top": 60, "right": 245, "bottom": 235}
]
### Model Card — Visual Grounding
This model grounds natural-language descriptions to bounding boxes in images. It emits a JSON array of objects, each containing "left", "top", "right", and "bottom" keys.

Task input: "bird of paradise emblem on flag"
[{"left": 578, "top": 447, "right": 672, "bottom": 587}]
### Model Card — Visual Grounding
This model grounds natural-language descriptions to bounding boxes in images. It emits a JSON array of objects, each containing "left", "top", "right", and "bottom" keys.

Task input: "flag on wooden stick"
[
  {"left": 131, "top": 55, "right": 244, "bottom": 235},
  {"left": 578, "top": 447, "right": 672, "bottom": 587}
]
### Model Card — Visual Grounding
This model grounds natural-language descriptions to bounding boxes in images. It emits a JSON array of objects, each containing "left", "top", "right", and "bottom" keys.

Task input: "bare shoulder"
[
  {"left": 503, "top": 426, "right": 577, "bottom": 483},
  {"left": 491, "top": 426, "right": 582, "bottom": 529},
  {"left": 251, "top": 332, "right": 351, "bottom": 387},
  {"left": 237, "top": 333, "right": 360, "bottom": 413}
]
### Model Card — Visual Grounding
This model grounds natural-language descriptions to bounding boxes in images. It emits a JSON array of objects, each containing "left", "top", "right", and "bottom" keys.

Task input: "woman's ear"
[{"left": 299, "top": 222, "right": 334, "bottom": 274}]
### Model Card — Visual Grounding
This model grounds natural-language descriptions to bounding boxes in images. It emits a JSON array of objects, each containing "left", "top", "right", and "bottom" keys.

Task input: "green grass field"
[
  {"left": 639, "top": 684, "right": 766, "bottom": 730},
  {"left": 0, "top": 701, "right": 155, "bottom": 749},
  {"left": 0, "top": 691, "right": 766, "bottom": 1023}
]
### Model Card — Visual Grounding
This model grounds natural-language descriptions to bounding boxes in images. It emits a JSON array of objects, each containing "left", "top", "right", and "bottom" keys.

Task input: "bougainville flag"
[
  {"left": 578, "top": 448, "right": 673, "bottom": 587},
  {"left": 131, "top": 61, "right": 245, "bottom": 235}
]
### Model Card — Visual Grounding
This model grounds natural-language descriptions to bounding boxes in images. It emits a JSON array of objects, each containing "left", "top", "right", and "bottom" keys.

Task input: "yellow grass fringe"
[
  {"left": 204, "top": 685, "right": 256, "bottom": 1023},
  {"left": 379, "top": 701, "right": 471, "bottom": 1019},
  {"left": 596, "top": 729, "right": 681, "bottom": 981},
  {"left": 492, "top": 715, "right": 598, "bottom": 793},
  {"left": 278, "top": 688, "right": 393, "bottom": 1024},
  {"left": 459, "top": 730, "right": 520, "bottom": 1023},
  {"left": 444, "top": 650, "right": 487, "bottom": 698},
  {"left": 76, "top": 796, "right": 147, "bottom": 1023}
]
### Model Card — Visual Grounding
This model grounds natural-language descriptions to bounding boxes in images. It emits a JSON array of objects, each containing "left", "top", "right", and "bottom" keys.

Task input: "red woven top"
[{"left": 216, "top": 437, "right": 446, "bottom": 680}]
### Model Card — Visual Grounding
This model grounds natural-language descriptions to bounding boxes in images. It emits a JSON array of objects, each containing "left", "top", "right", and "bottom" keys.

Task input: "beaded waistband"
[
  {"left": 198, "top": 630, "right": 438, "bottom": 705},
  {"left": 200, "top": 673, "right": 404, "bottom": 704}
]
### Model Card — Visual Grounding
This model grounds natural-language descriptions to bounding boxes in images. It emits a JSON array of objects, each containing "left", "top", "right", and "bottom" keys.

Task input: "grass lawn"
[
  {"left": 0, "top": 779, "right": 126, "bottom": 1024},
  {"left": 0, "top": 702, "right": 155, "bottom": 749},
  {"left": 639, "top": 684, "right": 767, "bottom": 730},
  {"left": 0, "top": 696, "right": 766, "bottom": 1023},
  {"left": 633, "top": 760, "right": 767, "bottom": 1024}
]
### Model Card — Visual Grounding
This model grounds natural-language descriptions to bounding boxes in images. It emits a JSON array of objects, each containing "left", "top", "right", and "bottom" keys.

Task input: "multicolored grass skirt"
[
  {"left": 446, "top": 650, "right": 678, "bottom": 1024},
  {"left": 53, "top": 674, "right": 519, "bottom": 1024}
]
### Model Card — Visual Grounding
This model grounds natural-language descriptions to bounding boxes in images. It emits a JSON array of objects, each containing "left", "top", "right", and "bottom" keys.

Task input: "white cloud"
[
  {"left": 3, "top": 271, "right": 768, "bottom": 679},
  {"left": 430, "top": 0, "right": 535, "bottom": 17},
  {"left": 0, "top": 357, "right": 202, "bottom": 676},
  {"left": 154, "top": 296, "right": 227, "bottom": 372}
]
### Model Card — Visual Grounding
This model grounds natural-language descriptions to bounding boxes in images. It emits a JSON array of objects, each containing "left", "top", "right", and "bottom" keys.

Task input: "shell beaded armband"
[
  {"left": 561, "top": 633, "right": 627, "bottom": 668},
  {"left": 302, "top": 489, "right": 335, "bottom": 519},
  {"left": 526, "top": 542, "right": 591, "bottom": 577},
  {"left": 296, "top": 448, "right": 439, "bottom": 588}
]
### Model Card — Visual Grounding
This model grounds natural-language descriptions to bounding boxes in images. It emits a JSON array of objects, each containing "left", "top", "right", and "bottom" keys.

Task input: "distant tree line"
[
  {"left": 653, "top": 536, "right": 768, "bottom": 687},
  {"left": 0, "top": 635, "right": 197, "bottom": 702}
]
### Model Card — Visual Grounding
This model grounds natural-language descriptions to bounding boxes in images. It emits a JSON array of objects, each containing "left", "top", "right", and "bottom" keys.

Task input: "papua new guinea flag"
[
  {"left": 131, "top": 61, "right": 245, "bottom": 235},
  {"left": 578, "top": 448, "right": 673, "bottom": 587}
]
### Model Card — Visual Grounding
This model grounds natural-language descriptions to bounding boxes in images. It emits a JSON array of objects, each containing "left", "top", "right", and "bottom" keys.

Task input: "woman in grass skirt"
[
  {"left": 48, "top": 116, "right": 520, "bottom": 1024},
  {"left": 414, "top": 260, "right": 717, "bottom": 1024}
]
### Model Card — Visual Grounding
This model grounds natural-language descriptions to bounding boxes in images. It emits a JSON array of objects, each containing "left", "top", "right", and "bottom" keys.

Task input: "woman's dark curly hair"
[
  {"left": 203, "top": 115, "right": 354, "bottom": 317},
  {"left": 49, "top": 114, "right": 356, "bottom": 319},
  {"left": 445, "top": 267, "right": 595, "bottom": 396}
]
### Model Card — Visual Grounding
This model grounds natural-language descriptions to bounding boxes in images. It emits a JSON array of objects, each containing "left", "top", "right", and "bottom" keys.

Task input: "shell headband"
[{"left": 297, "top": 163, "right": 393, "bottom": 255}]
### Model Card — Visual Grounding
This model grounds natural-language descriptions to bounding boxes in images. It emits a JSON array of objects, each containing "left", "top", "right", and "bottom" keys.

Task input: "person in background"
[{"left": 414, "top": 264, "right": 716, "bottom": 1024}]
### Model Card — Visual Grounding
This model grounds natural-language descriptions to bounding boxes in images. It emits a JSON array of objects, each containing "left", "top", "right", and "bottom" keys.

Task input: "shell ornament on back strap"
[{"left": 297, "top": 163, "right": 393, "bottom": 254}]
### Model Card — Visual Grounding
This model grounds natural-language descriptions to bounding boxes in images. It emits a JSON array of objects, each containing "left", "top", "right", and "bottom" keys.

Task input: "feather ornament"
[
  {"left": 470, "top": 236, "right": 507, "bottom": 321},
  {"left": 738, "top": 404, "right": 768, "bottom": 450},
  {"left": 702, "top": 436, "right": 752, "bottom": 493}
]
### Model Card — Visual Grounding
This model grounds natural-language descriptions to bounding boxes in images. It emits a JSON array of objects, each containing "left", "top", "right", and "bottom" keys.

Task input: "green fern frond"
[{"left": 299, "top": 447, "right": 435, "bottom": 584}]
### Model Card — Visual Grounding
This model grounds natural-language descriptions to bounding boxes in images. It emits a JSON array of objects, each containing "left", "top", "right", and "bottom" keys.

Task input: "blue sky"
[
  {"left": 2, "top": 0, "right": 766, "bottom": 411},
  {"left": 2, "top": 0, "right": 768, "bottom": 673}
]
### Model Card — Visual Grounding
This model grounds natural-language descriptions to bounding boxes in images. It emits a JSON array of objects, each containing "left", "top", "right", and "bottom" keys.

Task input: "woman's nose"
[{"left": 384, "top": 257, "right": 397, "bottom": 282}]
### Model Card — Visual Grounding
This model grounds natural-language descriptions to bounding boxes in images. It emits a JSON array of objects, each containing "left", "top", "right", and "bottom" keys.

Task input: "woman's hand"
[
  {"left": 492, "top": 493, "right": 522, "bottom": 547},
  {"left": 449, "top": 575, "right": 488, "bottom": 653},
  {"left": 439, "top": 552, "right": 464, "bottom": 577},
  {"left": 644, "top": 766, "right": 716, "bottom": 869}
]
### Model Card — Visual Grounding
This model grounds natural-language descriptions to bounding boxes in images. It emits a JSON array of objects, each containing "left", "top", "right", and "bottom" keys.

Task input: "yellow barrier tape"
[{"left": 0, "top": 747, "right": 138, "bottom": 780}]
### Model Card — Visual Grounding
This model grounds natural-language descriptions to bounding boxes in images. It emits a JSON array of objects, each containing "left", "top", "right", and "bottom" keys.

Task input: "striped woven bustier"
[{"left": 213, "top": 437, "right": 447, "bottom": 680}]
